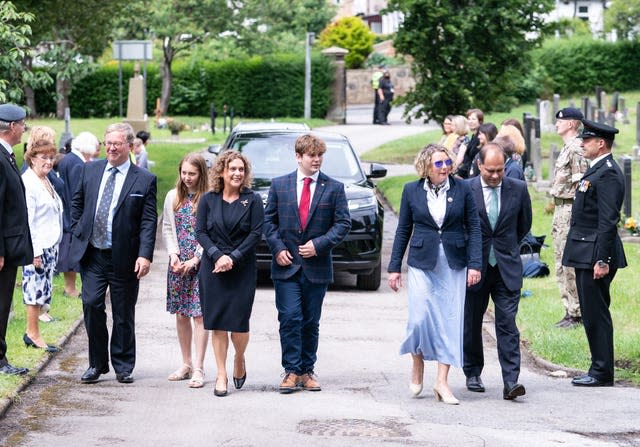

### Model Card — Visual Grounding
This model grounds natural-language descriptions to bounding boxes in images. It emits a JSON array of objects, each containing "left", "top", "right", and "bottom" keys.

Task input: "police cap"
[
  {"left": 579, "top": 119, "right": 619, "bottom": 140},
  {"left": 0, "top": 104, "right": 26, "bottom": 123},
  {"left": 555, "top": 107, "right": 583, "bottom": 120}
]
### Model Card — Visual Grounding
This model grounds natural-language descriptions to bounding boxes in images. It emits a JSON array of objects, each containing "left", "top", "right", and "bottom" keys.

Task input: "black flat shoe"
[
  {"left": 466, "top": 376, "right": 485, "bottom": 392},
  {"left": 503, "top": 381, "right": 526, "bottom": 400},
  {"left": 23, "top": 334, "right": 60, "bottom": 353},
  {"left": 571, "top": 374, "right": 613, "bottom": 387},
  {"left": 81, "top": 365, "right": 109, "bottom": 383},
  {"left": 0, "top": 364, "right": 29, "bottom": 376},
  {"left": 116, "top": 372, "right": 134, "bottom": 384}
]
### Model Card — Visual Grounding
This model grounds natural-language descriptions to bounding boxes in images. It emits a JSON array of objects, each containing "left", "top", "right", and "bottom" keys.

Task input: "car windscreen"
[{"left": 229, "top": 134, "right": 365, "bottom": 183}]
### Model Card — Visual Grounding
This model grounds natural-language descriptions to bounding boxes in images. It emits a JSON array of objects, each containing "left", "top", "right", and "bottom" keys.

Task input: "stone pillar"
[
  {"left": 321, "top": 46, "right": 349, "bottom": 124},
  {"left": 124, "top": 62, "right": 149, "bottom": 134}
]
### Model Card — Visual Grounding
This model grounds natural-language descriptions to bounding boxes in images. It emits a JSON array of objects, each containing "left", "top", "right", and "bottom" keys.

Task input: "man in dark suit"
[
  {"left": 70, "top": 123, "right": 157, "bottom": 384},
  {"left": 562, "top": 120, "right": 626, "bottom": 387},
  {"left": 464, "top": 143, "right": 532, "bottom": 400},
  {"left": 0, "top": 104, "right": 32, "bottom": 376},
  {"left": 264, "top": 134, "right": 351, "bottom": 393}
]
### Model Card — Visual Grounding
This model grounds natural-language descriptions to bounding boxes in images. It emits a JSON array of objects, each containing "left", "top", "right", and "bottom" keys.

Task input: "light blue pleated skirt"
[{"left": 400, "top": 243, "right": 466, "bottom": 368}]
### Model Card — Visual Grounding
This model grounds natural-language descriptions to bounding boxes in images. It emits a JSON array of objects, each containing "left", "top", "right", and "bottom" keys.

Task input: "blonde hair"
[
  {"left": 173, "top": 153, "right": 209, "bottom": 213},
  {"left": 414, "top": 143, "right": 454, "bottom": 178},
  {"left": 210, "top": 151, "right": 253, "bottom": 193},
  {"left": 497, "top": 124, "right": 525, "bottom": 155},
  {"left": 451, "top": 115, "right": 468, "bottom": 136},
  {"left": 25, "top": 125, "right": 56, "bottom": 167}
]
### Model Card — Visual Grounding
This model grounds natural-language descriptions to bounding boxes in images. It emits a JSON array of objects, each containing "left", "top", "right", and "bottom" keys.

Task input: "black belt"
[
  {"left": 554, "top": 197, "right": 573, "bottom": 205},
  {"left": 90, "top": 245, "right": 112, "bottom": 254}
]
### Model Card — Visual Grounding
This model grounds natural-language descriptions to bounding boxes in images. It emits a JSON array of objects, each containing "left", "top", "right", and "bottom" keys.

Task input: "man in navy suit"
[
  {"left": 264, "top": 134, "right": 351, "bottom": 393},
  {"left": 70, "top": 123, "right": 157, "bottom": 384},
  {"left": 0, "top": 104, "right": 32, "bottom": 376},
  {"left": 562, "top": 120, "right": 626, "bottom": 387},
  {"left": 463, "top": 143, "right": 532, "bottom": 400}
]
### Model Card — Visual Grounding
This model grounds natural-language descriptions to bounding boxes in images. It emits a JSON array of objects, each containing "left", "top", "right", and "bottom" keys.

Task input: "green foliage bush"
[
  {"left": 34, "top": 54, "right": 333, "bottom": 118},
  {"left": 529, "top": 38, "right": 640, "bottom": 97},
  {"left": 319, "top": 16, "right": 375, "bottom": 69}
]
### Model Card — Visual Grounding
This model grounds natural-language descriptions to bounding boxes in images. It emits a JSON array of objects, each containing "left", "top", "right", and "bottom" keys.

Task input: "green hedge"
[
  {"left": 35, "top": 54, "right": 334, "bottom": 118},
  {"left": 525, "top": 39, "right": 640, "bottom": 98}
]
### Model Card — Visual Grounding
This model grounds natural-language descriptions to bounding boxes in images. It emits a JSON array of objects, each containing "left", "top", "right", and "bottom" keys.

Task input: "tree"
[
  {"left": 605, "top": 0, "right": 640, "bottom": 40},
  {"left": 387, "top": 0, "right": 554, "bottom": 124},
  {"left": 0, "top": 1, "right": 50, "bottom": 106},
  {"left": 318, "top": 16, "right": 375, "bottom": 69},
  {"left": 13, "top": 0, "right": 128, "bottom": 117}
]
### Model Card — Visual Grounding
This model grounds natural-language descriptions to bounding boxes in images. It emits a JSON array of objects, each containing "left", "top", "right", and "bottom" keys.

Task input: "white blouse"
[
  {"left": 22, "top": 168, "right": 63, "bottom": 257},
  {"left": 423, "top": 177, "right": 450, "bottom": 228}
]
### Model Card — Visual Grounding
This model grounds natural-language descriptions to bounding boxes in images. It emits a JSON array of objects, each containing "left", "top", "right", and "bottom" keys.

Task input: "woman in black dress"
[{"left": 196, "top": 151, "right": 264, "bottom": 397}]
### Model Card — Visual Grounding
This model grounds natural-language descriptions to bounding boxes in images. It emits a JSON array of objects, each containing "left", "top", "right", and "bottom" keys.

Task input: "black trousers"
[
  {"left": 463, "top": 264, "right": 521, "bottom": 383},
  {"left": 575, "top": 267, "right": 616, "bottom": 381},
  {"left": 0, "top": 265, "right": 18, "bottom": 366},
  {"left": 80, "top": 247, "right": 139, "bottom": 374},
  {"left": 373, "top": 91, "right": 380, "bottom": 124}
]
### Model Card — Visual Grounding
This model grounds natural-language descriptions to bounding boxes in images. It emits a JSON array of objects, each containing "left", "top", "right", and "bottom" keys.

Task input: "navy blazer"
[
  {"left": 264, "top": 170, "right": 351, "bottom": 284},
  {"left": 196, "top": 188, "right": 264, "bottom": 266},
  {"left": 468, "top": 176, "right": 532, "bottom": 292},
  {"left": 0, "top": 145, "right": 33, "bottom": 266},
  {"left": 562, "top": 154, "right": 627, "bottom": 269},
  {"left": 388, "top": 176, "right": 482, "bottom": 273},
  {"left": 69, "top": 160, "right": 157, "bottom": 277}
]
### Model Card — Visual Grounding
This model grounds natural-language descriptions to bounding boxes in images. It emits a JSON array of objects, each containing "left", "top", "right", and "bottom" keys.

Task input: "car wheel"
[{"left": 356, "top": 259, "right": 381, "bottom": 291}]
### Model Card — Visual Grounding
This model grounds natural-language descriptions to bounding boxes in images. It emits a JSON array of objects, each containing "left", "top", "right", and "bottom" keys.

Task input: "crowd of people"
[{"left": 0, "top": 101, "right": 627, "bottom": 404}]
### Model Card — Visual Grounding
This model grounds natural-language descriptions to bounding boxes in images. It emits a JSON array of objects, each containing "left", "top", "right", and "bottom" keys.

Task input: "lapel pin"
[
  {"left": 447, "top": 197, "right": 453, "bottom": 203},
  {"left": 241, "top": 199, "right": 248, "bottom": 207}
]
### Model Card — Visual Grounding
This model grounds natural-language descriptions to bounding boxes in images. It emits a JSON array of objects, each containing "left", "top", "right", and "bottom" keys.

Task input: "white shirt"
[
  {"left": 480, "top": 177, "right": 502, "bottom": 213},
  {"left": 92, "top": 160, "right": 131, "bottom": 248},
  {"left": 296, "top": 170, "right": 319, "bottom": 206},
  {"left": 590, "top": 152, "right": 610, "bottom": 168},
  {"left": 423, "top": 177, "right": 449, "bottom": 228}
]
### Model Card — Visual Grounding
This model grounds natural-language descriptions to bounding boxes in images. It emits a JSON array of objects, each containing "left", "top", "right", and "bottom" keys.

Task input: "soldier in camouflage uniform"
[{"left": 551, "top": 107, "right": 589, "bottom": 328}]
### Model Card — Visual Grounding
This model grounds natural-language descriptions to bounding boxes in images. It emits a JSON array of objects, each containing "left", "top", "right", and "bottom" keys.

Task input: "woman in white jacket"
[
  {"left": 21, "top": 128, "right": 63, "bottom": 352},
  {"left": 162, "top": 153, "right": 209, "bottom": 387}
]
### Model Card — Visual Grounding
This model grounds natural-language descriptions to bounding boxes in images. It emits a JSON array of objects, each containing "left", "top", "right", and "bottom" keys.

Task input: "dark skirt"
[
  {"left": 198, "top": 255, "right": 256, "bottom": 332},
  {"left": 55, "top": 232, "right": 79, "bottom": 272}
]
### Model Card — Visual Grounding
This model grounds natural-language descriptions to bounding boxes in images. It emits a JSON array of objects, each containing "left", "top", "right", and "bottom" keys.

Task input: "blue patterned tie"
[
  {"left": 93, "top": 167, "right": 117, "bottom": 247},
  {"left": 488, "top": 187, "right": 499, "bottom": 266}
]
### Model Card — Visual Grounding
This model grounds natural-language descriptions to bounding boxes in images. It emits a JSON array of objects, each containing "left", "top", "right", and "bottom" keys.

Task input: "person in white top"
[{"left": 21, "top": 129, "right": 63, "bottom": 352}]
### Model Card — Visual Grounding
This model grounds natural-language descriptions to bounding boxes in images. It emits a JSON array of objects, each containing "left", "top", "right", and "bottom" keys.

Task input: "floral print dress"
[{"left": 166, "top": 195, "right": 202, "bottom": 317}]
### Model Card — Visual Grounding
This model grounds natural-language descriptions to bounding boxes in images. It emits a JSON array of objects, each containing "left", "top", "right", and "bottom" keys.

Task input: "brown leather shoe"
[
  {"left": 279, "top": 372, "right": 300, "bottom": 394},
  {"left": 300, "top": 372, "right": 321, "bottom": 391}
]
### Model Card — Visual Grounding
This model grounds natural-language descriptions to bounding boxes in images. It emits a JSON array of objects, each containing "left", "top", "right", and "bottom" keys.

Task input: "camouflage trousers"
[{"left": 552, "top": 203, "right": 581, "bottom": 317}]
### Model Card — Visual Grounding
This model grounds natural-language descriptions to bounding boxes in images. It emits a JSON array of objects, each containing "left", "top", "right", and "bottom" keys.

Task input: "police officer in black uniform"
[{"left": 562, "top": 119, "right": 627, "bottom": 387}]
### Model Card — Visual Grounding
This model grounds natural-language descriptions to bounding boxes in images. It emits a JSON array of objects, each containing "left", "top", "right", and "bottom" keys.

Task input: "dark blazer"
[
  {"left": 468, "top": 176, "right": 532, "bottom": 292},
  {"left": 196, "top": 188, "right": 264, "bottom": 265},
  {"left": 57, "top": 152, "right": 85, "bottom": 231},
  {"left": 505, "top": 157, "right": 525, "bottom": 181},
  {"left": 69, "top": 160, "right": 157, "bottom": 277},
  {"left": 388, "top": 176, "right": 482, "bottom": 272},
  {"left": 562, "top": 154, "right": 627, "bottom": 269},
  {"left": 0, "top": 145, "right": 33, "bottom": 266},
  {"left": 264, "top": 171, "right": 351, "bottom": 284}
]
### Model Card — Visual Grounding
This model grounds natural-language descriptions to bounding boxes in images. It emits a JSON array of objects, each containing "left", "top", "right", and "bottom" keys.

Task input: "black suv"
[{"left": 208, "top": 122, "right": 387, "bottom": 290}]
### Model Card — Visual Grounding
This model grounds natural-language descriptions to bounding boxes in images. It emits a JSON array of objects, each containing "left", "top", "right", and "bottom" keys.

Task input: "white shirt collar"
[
  {"left": 590, "top": 152, "right": 610, "bottom": 168},
  {"left": 297, "top": 170, "right": 319, "bottom": 183}
]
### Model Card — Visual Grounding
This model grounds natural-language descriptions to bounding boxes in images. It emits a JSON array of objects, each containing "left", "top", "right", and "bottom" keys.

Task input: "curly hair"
[
  {"left": 24, "top": 125, "right": 56, "bottom": 167},
  {"left": 414, "top": 143, "right": 454, "bottom": 178},
  {"left": 210, "top": 150, "right": 253, "bottom": 193}
]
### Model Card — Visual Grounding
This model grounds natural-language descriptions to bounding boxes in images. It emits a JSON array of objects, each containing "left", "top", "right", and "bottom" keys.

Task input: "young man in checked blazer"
[{"left": 264, "top": 134, "right": 351, "bottom": 393}]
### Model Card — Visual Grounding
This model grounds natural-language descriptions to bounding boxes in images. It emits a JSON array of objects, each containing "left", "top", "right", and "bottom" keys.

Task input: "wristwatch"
[{"left": 596, "top": 260, "right": 609, "bottom": 268}]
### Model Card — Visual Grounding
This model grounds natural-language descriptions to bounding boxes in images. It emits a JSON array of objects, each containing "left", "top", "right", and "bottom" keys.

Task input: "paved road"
[{"left": 1, "top": 115, "right": 639, "bottom": 447}]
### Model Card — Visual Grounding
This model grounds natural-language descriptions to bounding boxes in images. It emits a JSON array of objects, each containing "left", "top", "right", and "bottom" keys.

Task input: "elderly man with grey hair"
[
  {"left": 56, "top": 131, "right": 101, "bottom": 298},
  {"left": 0, "top": 103, "right": 32, "bottom": 376}
]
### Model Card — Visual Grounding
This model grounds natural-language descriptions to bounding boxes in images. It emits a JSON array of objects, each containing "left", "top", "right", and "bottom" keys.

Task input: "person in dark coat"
[
  {"left": 562, "top": 120, "right": 627, "bottom": 387},
  {"left": 0, "top": 103, "right": 32, "bottom": 376},
  {"left": 196, "top": 151, "right": 264, "bottom": 397}
]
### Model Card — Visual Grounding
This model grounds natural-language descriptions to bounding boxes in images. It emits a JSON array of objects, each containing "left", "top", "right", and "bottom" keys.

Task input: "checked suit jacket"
[{"left": 264, "top": 170, "right": 351, "bottom": 284}]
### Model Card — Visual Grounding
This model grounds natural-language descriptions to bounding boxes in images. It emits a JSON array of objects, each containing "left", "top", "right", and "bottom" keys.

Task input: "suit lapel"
[
  {"left": 218, "top": 190, "right": 253, "bottom": 237},
  {"left": 418, "top": 179, "right": 438, "bottom": 228},
  {"left": 307, "top": 172, "right": 328, "bottom": 223},
  {"left": 442, "top": 177, "right": 456, "bottom": 224},
  {"left": 286, "top": 172, "right": 302, "bottom": 228},
  {"left": 115, "top": 164, "right": 138, "bottom": 214},
  {"left": 86, "top": 161, "right": 107, "bottom": 220},
  {"left": 471, "top": 177, "right": 489, "bottom": 227}
]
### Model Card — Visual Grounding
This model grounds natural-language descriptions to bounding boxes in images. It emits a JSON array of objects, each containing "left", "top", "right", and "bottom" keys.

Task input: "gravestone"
[
  {"left": 552, "top": 94, "right": 560, "bottom": 124},
  {"left": 538, "top": 100, "right": 554, "bottom": 132},
  {"left": 619, "top": 97, "right": 630, "bottom": 124},
  {"left": 582, "top": 97, "right": 591, "bottom": 121}
]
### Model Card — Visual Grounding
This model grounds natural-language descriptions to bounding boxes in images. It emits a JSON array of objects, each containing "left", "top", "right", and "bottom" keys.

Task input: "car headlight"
[{"left": 348, "top": 195, "right": 377, "bottom": 211}]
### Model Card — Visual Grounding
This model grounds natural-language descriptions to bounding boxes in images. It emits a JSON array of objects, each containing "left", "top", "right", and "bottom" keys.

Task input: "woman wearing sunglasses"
[{"left": 388, "top": 143, "right": 482, "bottom": 404}]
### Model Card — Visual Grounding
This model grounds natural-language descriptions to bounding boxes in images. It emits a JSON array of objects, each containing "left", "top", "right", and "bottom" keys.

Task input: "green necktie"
[{"left": 488, "top": 187, "right": 499, "bottom": 266}]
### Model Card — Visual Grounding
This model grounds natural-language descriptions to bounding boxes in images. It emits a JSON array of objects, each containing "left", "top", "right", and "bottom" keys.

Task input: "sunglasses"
[{"left": 433, "top": 159, "right": 453, "bottom": 169}]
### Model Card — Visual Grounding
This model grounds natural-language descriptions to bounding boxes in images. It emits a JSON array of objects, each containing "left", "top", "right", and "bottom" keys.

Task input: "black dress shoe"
[
  {"left": 116, "top": 372, "right": 134, "bottom": 384},
  {"left": 0, "top": 364, "right": 29, "bottom": 376},
  {"left": 466, "top": 376, "right": 485, "bottom": 392},
  {"left": 503, "top": 381, "right": 526, "bottom": 400},
  {"left": 571, "top": 374, "right": 613, "bottom": 387},
  {"left": 81, "top": 366, "right": 109, "bottom": 383},
  {"left": 23, "top": 333, "right": 60, "bottom": 353}
]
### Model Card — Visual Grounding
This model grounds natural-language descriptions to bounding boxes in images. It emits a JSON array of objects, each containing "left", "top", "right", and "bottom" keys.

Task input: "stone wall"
[{"left": 346, "top": 66, "right": 415, "bottom": 105}]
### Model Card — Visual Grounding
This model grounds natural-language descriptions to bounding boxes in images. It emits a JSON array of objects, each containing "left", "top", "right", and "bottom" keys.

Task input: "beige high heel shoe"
[
  {"left": 409, "top": 382, "right": 423, "bottom": 396},
  {"left": 433, "top": 385, "right": 460, "bottom": 405}
]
